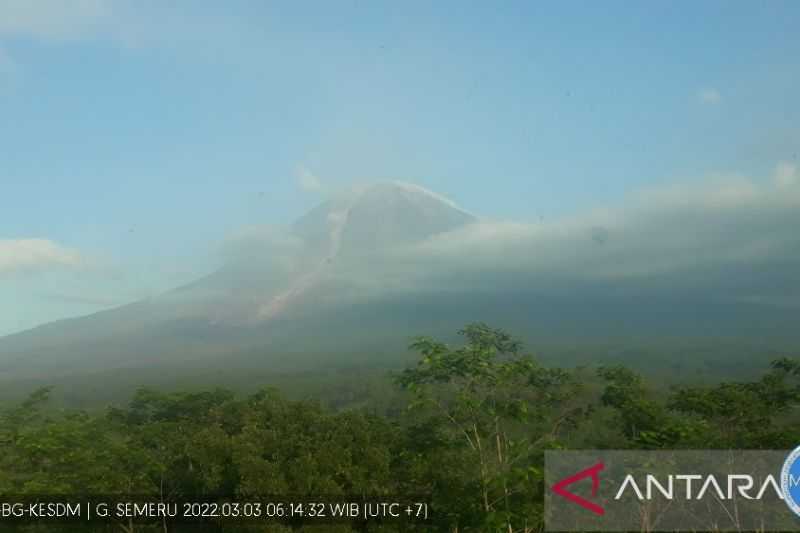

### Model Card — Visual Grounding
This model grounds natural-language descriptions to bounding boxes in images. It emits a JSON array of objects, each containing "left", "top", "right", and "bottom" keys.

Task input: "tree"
[{"left": 396, "top": 323, "right": 584, "bottom": 532}]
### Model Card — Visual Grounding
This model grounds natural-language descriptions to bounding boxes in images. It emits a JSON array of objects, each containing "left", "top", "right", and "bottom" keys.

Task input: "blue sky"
[{"left": 1, "top": 0, "right": 798, "bottom": 336}]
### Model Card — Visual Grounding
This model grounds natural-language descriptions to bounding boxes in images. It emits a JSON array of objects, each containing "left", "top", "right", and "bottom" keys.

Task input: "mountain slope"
[
  {"left": 0, "top": 182, "right": 478, "bottom": 377},
  {"left": 1, "top": 180, "right": 798, "bottom": 383}
]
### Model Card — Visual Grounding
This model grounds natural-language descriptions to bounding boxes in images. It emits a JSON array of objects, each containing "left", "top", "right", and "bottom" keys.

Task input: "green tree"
[{"left": 396, "top": 323, "right": 584, "bottom": 532}]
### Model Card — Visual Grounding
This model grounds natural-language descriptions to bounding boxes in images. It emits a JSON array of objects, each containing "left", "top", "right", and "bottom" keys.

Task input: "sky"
[{"left": 0, "top": 0, "right": 799, "bottom": 337}]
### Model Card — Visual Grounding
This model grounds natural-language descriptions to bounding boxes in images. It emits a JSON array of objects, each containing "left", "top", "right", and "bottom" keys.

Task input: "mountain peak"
[
  {"left": 356, "top": 181, "right": 468, "bottom": 212},
  {"left": 292, "top": 181, "right": 476, "bottom": 256}
]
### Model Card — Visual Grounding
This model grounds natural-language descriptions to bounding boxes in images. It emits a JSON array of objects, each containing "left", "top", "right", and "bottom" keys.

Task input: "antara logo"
[{"left": 551, "top": 462, "right": 605, "bottom": 516}]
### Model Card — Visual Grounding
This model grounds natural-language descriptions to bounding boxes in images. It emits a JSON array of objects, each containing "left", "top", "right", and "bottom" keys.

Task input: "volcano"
[
  {"left": 0, "top": 182, "right": 479, "bottom": 378},
  {"left": 0, "top": 181, "right": 796, "bottom": 385}
]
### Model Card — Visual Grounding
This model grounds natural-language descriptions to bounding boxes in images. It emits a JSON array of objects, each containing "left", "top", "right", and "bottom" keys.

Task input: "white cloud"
[
  {"left": 226, "top": 166, "right": 800, "bottom": 319},
  {"left": 0, "top": 1, "right": 205, "bottom": 54},
  {"left": 697, "top": 87, "right": 721, "bottom": 105},
  {"left": 0, "top": 1, "right": 258, "bottom": 57},
  {"left": 415, "top": 174, "right": 798, "bottom": 276},
  {"left": 295, "top": 165, "right": 323, "bottom": 193},
  {"left": 774, "top": 161, "right": 798, "bottom": 188},
  {"left": 219, "top": 224, "right": 308, "bottom": 277},
  {"left": 0, "top": 0, "right": 111, "bottom": 41},
  {"left": 0, "top": 239, "right": 84, "bottom": 276},
  {"left": 306, "top": 169, "right": 800, "bottom": 313}
]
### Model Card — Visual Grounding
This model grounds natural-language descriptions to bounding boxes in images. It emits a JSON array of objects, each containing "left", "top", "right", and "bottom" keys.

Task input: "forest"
[{"left": 1, "top": 323, "right": 799, "bottom": 532}]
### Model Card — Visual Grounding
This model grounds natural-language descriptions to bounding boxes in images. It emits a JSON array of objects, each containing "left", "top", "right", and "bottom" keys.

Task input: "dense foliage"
[{"left": 1, "top": 324, "right": 798, "bottom": 532}]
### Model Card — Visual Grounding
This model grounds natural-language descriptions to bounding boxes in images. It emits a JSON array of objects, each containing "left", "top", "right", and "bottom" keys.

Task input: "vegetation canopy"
[{"left": 1, "top": 324, "right": 798, "bottom": 532}]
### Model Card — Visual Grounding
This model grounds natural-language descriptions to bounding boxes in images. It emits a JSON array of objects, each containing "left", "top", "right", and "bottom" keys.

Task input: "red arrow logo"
[{"left": 551, "top": 462, "right": 605, "bottom": 516}]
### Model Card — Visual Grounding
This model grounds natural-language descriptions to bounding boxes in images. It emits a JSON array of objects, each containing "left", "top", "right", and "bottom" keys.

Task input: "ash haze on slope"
[{"left": 1, "top": 172, "right": 799, "bottom": 380}]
